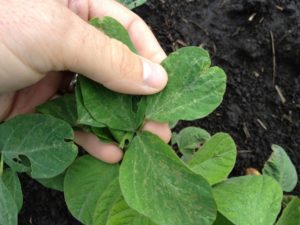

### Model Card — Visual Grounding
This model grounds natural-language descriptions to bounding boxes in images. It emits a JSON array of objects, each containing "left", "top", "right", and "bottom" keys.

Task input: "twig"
[
  {"left": 257, "top": 119, "right": 267, "bottom": 130},
  {"left": 270, "top": 31, "right": 276, "bottom": 85},
  {"left": 275, "top": 85, "right": 286, "bottom": 104}
]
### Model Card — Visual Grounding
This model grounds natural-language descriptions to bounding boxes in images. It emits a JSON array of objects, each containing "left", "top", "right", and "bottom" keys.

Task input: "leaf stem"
[{"left": 0, "top": 154, "right": 3, "bottom": 177}]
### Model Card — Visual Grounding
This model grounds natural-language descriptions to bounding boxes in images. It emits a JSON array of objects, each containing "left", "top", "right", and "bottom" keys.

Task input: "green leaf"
[
  {"left": 117, "top": 0, "right": 147, "bottom": 9},
  {"left": 107, "top": 198, "right": 156, "bottom": 225},
  {"left": 89, "top": 17, "right": 137, "bottom": 53},
  {"left": 276, "top": 197, "right": 300, "bottom": 225},
  {"left": 75, "top": 80, "right": 105, "bottom": 128},
  {"left": 0, "top": 114, "right": 78, "bottom": 179},
  {"left": 64, "top": 155, "right": 120, "bottom": 225},
  {"left": 188, "top": 133, "right": 236, "bottom": 185},
  {"left": 173, "top": 127, "right": 211, "bottom": 155},
  {"left": 37, "top": 94, "right": 78, "bottom": 126},
  {"left": 213, "top": 175, "right": 283, "bottom": 225},
  {"left": 2, "top": 170, "right": 23, "bottom": 212},
  {"left": 213, "top": 213, "right": 234, "bottom": 225},
  {"left": 120, "top": 132, "right": 217, "bottom": 225},
  {"left": 79, "top": 76, "right": 141, "bottom": 131},
  {"left": 263, "top": 144, "right": 298, "bottom": 192},
  {"left": 37, "top": 172, "right": 65, "bottom": 192},
  {"left": 0, "top": 178, "right": 18, "bottom": 225},
  {"left": 145, "top": 47, "right": 226, "bottom": 122}
]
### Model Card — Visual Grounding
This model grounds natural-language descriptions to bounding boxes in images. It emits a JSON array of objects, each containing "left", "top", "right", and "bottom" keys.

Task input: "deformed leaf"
[
  {"left": 120, "top": 132, "right": 217, "bottom": 225},
  {"left": 0, "top": 114, "right": 78, "bottom": 179},
  {"left": 213, "top": 175, "right": 283, "bottom": 225},
  {"left": 79, "top": 76, "right": 141, "bottom": 131},
  {"left": 0, "top": 178, "right": 18, "bottom": 225},
  {"left": 107, "top": 198, "right": 156, "bottom": 225},
  {"left": 263, "top": 144, "right": 298, "bottom": 192},
  {"left": 2, "top": 170, "right": 23, "bottom": 212},
  {"left": 188, "top": 133, "right": 236, "bottom": 185},
  {"left": 64, "top": 155, "right": 120, "bottom": 225},
  {"left": 276, "top": 197, "right": 300, "bottom": 225},
  {"left": 117, "top": 0, "right": 147, "bottom": 9},
  {"left": 173, "top": 127, "right": 211, "bottom": 155},
  {"left": 145, "top": 47, "right": 226, "bottom": 123}
]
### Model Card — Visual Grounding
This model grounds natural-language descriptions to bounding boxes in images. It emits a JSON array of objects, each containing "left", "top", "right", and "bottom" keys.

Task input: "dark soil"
[{"left": 19, "top": 0, "right": 300, "bottom": 224}]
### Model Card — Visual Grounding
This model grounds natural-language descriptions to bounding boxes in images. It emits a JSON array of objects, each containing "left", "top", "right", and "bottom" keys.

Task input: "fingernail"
[{"left": 142, "top": 58, "right": 168, "bottom": 89}]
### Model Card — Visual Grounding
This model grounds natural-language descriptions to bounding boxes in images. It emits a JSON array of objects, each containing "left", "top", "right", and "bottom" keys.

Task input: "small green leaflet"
[
  {"left": 172, "top": 127, "right": 211, "bottom": 155},
  {"left": 2, "top": 170, "right": 23, "bottom": 212},
  {"left": 0, "top": 114, "right": 78, "bottom": 179},
  {"left": 79, "top": 76, "right": 141, "bottom": 131},
  {"left": 120, "top": 132, "right": 217, "bottom": 225},
  {"left": 89, "top": 17, "right": 137, "bottom": 53},
  {"left": 64, "top": 155, "right": 120, "bottom": 225},
  {"left": 213, "top": 175, "right": 283, "bottom": 225},
  {"left": 263, "top": 144, "right": 298, "bottom": 192},
  {"left": 107, "top": 198, "right": 156, "bottom": 225},
  {"left": 276, "top": 197, "right": 300, "bottom": 225},
  {"left": 188, "top": 133, "right": 236, "bottom": 185},
  {"left": 0, "top": 176, "right": 19, "bottom": 225},
  {"left": 145, "top": 47, "right": 226, "bottom": 123},
  {"left": 117, "top": 0, "right": 147, "bottom": 9}
]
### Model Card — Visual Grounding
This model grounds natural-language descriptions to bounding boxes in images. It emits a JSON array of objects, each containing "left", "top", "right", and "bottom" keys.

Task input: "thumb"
[{"left": 61, "top": 17, "right": 168, "bottom": 95}]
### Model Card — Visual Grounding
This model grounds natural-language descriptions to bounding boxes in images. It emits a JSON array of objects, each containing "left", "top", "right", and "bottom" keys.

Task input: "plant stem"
[{"left": 0, "top": 154, "right": 3, "bottom": 177}]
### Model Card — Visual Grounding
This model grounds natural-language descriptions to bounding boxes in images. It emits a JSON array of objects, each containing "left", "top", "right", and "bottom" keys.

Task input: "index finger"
[{"left": 88, "top": 0, "right": 167, "bottom": 63}]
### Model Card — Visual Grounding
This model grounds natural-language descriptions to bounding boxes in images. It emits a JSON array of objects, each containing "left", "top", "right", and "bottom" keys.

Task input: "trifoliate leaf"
[
  {"left": 145, "top": 47, "right": 226, "bottom": 123},
  {"left": 2, "top": 170, "right": 23, "bottom": 212},
  {"left": 263, "top": 144, "right": 298, "bottom": 192},
  {"left": 37, "top": 172, "right": 65, "bottom": 192},
  {"left": 188, "top": 133, "right": 236, "bottom": 185},
  {"left": 64, "top": 155, "right": 120, "bottom": 225},
  {"left": 120, "top": 132, "right": 217, "bottom": 225},
  {"left": 276, "top": 197, "right": 300, "bottom": 225},
  {"left": 213, "top": 175, "right": 283, "bottom": 225},
  {"left": 0, "top": 178, "right": 18, "bottom": 225},
  {"left": 0, "top": 114, "right": 78, "bottom": 179}
]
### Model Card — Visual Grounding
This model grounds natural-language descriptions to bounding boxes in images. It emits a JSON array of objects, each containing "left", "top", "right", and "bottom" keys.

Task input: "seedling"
[{"left": 0, "top": 16, "right": 298, "bottom": 225}]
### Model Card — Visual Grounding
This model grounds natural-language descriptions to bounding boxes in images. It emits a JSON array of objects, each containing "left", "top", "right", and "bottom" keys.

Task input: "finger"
[
  {"left": 142, "top": 120, "right": 172, "bottom": 143},
  {"left": 87, "top": 0, "right": 167, "bottom": 63},
  {"left": 61, "top": 11, "right": 167, "bottom": 95},
  {"left": 74, "top": 131, "right": 123, "bottom": 164}
]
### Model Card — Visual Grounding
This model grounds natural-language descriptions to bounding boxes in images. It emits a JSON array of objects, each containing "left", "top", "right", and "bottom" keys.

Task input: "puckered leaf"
[
  {"left": 107, "top": 198, "right": 156, "bottom": 225},
  {"left": 0, "top": 178, "right": 18, "bottom": 225},
  {"left": 263, "top": 144, "right": 298, "bottom": 192},
  {"left": 0, "top": 114, "right": 78, "bottom": 179},
  {"left": 145, "top": 47, "right": 226, "bottom": 122},
  {"left": 213, "top": 175, "right": 283, "bottom": 225},
  {"left": 2, "top": 170, "right": 23, "bottom": 212},
  {"left": 64, "top": 155, "right": 120, "bottom": 225},
  {"left": 188, "top": 133, "right": 236, "bottom": 185},
  {"left": 120, "top": 132, "right": 217, "bottom": 225},
  {"left": 276, "top": 197, "right": 300, "bottom": 225}
]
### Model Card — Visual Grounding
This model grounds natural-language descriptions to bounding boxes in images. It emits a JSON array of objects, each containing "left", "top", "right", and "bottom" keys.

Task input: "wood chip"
[
  {"left": 275, "top": 5, "right": 284, "bottom": 11},
  {"left": 243, "top": 122, "right": 251, "bottom": 138},
  {"left": 270, "top": 31, "right": 276, "bottom": 85}
]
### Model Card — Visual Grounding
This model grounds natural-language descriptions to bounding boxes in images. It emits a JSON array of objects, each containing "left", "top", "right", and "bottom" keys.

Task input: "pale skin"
[{"left": 0, "top": 0, "right": 172, "bottom": 163}]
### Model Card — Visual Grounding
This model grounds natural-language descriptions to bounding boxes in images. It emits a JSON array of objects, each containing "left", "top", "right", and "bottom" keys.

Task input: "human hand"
[{"left": 0, "top": 0, "right": 171, "bottom": 163}]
